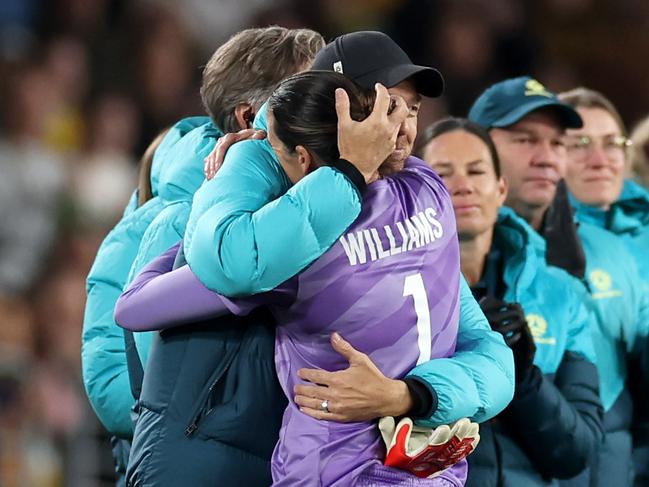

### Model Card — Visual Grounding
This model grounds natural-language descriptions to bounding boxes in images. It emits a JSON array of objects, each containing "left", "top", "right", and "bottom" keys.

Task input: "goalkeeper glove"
[{"left": 378, "top": 416, "right": 480, "bottom": 478}]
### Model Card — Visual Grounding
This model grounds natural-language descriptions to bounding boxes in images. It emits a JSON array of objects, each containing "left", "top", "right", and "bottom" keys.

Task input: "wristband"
[{"left": 403, "top": 377, "right": 438, "bottom": 419}]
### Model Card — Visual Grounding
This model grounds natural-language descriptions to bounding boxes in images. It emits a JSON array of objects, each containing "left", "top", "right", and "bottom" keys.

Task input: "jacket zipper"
[
  {"left": 185, "top": 381, "right": 219, "bottom": 436},
  {"left": 184, "top": 345, "right": 240, "bottom": 437}
]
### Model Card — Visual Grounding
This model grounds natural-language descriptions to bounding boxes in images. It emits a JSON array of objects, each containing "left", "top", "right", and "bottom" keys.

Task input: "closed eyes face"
[
  {"left": 267, "top": 109, "right": 312, "bottom": 184},
  {"left": 381, "top": 80, "right": 422, "bottom": 174},
  {"left": 423, "top": 129, "right": 507, "bottom": 240}
]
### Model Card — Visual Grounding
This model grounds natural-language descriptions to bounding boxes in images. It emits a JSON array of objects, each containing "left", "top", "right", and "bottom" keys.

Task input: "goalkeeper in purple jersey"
[{"left": 116, "top": 71, "right": 477, "bottom": 486}]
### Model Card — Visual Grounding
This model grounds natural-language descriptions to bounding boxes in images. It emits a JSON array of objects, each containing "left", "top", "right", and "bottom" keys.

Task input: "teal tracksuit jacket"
[
  {"left": 127, "top": 119, "right": 222, "bottom": 368},
  {"left": 569, "top": 180, "right": 649, "bottom": 486},
  {"left": 467, "top": 208, "right": 603, "bottom": 487},
  {"left": 82, "top": 117, "right": 212, "bottom": 438}
]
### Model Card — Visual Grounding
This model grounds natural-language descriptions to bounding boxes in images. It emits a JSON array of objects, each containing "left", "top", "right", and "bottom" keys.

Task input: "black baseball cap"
[
  {"left": 468, "top": 76, "right": 583, "bottom": 129},
  {"left": 312, "top": 31, "right": 444, "bottom": 97}
]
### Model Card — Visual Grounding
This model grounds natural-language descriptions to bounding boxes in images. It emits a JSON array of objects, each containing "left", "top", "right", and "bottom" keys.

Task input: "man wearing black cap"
[
  {"left": 469, "top": 77, "right": 644, "bottom": 487},
  {"left": 206, "top": 30, "right": 445, "bottom": 179},
  {"left": 310, "top": 31, "right": 443, "bottom": 176},
  {"left": 192, "top": 30, "right": 445, "bottom": 289}
]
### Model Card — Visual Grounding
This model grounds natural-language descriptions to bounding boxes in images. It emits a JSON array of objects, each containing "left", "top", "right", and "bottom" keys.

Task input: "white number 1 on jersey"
[{"left": 403, "top": 273, "right": 432, "bottom": 365}]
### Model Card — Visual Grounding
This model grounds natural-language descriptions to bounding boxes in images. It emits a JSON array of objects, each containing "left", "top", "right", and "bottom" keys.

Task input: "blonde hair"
[{"left": 558, "top": 86, "right": 627, "bottom": 135}]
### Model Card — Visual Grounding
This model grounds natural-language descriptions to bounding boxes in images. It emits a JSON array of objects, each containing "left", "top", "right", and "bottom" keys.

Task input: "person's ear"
[
  {"left": 497, "top": 176, "right": 509, "bottom": 207},
  {"left": 295, "top": 145, "right": 314, "bottom": 176},
  {"left": 234, "top": 103, "right": 255, "bottom": 130}
]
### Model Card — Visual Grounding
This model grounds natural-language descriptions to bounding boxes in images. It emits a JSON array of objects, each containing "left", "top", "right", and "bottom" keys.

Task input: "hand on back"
[{"left": 294, "top": 332, "right": 413, "bottom": 422}]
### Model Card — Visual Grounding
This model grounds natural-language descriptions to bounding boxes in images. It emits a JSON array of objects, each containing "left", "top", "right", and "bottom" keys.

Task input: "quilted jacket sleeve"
[
  {"left": 184, "top": 137, "right": 362, "bottom": 297},
  {"left": 81, "top": 199, "right": 161, "bottom": 438}
]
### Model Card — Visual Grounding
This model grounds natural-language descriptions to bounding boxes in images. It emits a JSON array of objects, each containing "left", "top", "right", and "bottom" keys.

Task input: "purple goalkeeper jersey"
[
  {"left": 252, "top": 158, "right": 462, "bottom": 486},
  {"left": 117, "top": 157, "right": 465, "bottom": 486}
]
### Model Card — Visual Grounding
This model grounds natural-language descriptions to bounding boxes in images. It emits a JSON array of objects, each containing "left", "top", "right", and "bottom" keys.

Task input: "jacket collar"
[
  {"left": 569, "top": 179, "right": 649, "bottom": 235},
  {"left": 493, "top": 207, "right": 545, "bottom": 301}
]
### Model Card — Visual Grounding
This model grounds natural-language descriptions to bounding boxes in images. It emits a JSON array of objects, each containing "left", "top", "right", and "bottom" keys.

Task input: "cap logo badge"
[
  {"left": 524, "top": 79, "right": 552, "bottom": 98},
  {"left": 333, "top": 61, "right": 343, "bottom": 73}
]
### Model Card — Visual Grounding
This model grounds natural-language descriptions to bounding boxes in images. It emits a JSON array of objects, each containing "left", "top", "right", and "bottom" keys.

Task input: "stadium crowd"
[{"left": 1, "top": 0, "right": 649, "bottom": 486}]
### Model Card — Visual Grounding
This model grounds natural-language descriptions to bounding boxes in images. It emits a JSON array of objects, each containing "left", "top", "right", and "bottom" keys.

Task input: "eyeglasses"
[{"left": 565, "top": 134, "right": 632, "bottom": 161}]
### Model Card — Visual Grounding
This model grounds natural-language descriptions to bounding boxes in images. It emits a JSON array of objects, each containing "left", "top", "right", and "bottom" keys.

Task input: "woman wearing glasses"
[{"left": 559, "top": 88, "right": 649, "bottom": 487}]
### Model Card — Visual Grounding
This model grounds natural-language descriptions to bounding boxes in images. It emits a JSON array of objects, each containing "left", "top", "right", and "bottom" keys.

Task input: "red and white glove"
[{"left": 378, "top": 416, "right": 480, "bottom": 478}]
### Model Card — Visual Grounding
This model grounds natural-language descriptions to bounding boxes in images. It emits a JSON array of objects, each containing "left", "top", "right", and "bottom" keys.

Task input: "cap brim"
[
  {"left": 492, "top": 98, "right": 583, "bottom": 129},
  {"left": 357, "top": 64, "right": 445, "bottom": 98}
]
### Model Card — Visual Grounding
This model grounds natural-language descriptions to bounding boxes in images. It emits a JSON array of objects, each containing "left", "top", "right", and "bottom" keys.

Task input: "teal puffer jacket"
[
  {"left": 81, "top": 117, "right": 209, "bottom": 437},
  {"left": 467, "top": 208, "right": 603, "bottom": 487},
  {"left": 569, "top": 180, "right": 649, "bottom": 486},
  {"left": 576, "top": 222, "right": 649, "bottom": 412},
  {"left": 127, "top": 118, "right": 222, "bottom": 367},
  {"left": 570, "top": 179, "right": 649, "bottom": 279},
  {"left": 183, "top": 103, "right": 363, "bottom": 297}
]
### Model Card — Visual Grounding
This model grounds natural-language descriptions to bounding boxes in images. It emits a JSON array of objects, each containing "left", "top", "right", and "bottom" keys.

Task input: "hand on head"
[{"left": 336, "top": 83, "right": 408, "bottom": 184}]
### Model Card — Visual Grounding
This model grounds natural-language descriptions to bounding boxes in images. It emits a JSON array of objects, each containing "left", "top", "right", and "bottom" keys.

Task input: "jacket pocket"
[{"left": 183, "top": 339, "right": 242, "bottom": 437}]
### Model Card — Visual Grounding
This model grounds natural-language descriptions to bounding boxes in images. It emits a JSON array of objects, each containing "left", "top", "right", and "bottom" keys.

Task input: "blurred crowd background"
[{"left": 0, "top": 0, "right": 648, "bottom": 485}]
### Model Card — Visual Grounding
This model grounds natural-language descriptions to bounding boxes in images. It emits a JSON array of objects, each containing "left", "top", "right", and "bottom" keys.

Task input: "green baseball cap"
[{"left": 468, "top": 76, "right": 583, "bottom": 129}]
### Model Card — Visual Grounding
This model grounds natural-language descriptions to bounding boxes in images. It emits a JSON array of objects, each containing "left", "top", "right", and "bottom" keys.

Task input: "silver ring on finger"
[{"left": 320, "top": 399, "right": 330, "bottom": 413}]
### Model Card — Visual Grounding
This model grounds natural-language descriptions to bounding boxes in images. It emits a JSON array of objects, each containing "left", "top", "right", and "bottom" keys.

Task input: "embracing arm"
[
  {"left": 115, "top": 241, "right": 298, "bottom": 331},
  {"left": 294, "top": 276, "right": 515, "bottom": 424},
  {"left": 407, "top": 275, "right": 515, "bottom": 426},
  {"left": 184, "top": 140, "right": 362, "bottom": 297},
  {"left": 184, "top": 93, "right": 407, "bottom": 297},
  {"left": 115, "top": 242, "right": 232, "bottom": 331}
]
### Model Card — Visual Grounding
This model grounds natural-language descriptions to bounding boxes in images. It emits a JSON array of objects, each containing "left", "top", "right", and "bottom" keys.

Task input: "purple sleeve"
[{"left": 114, "top": 243, "right": 297, "bottom": 331}]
